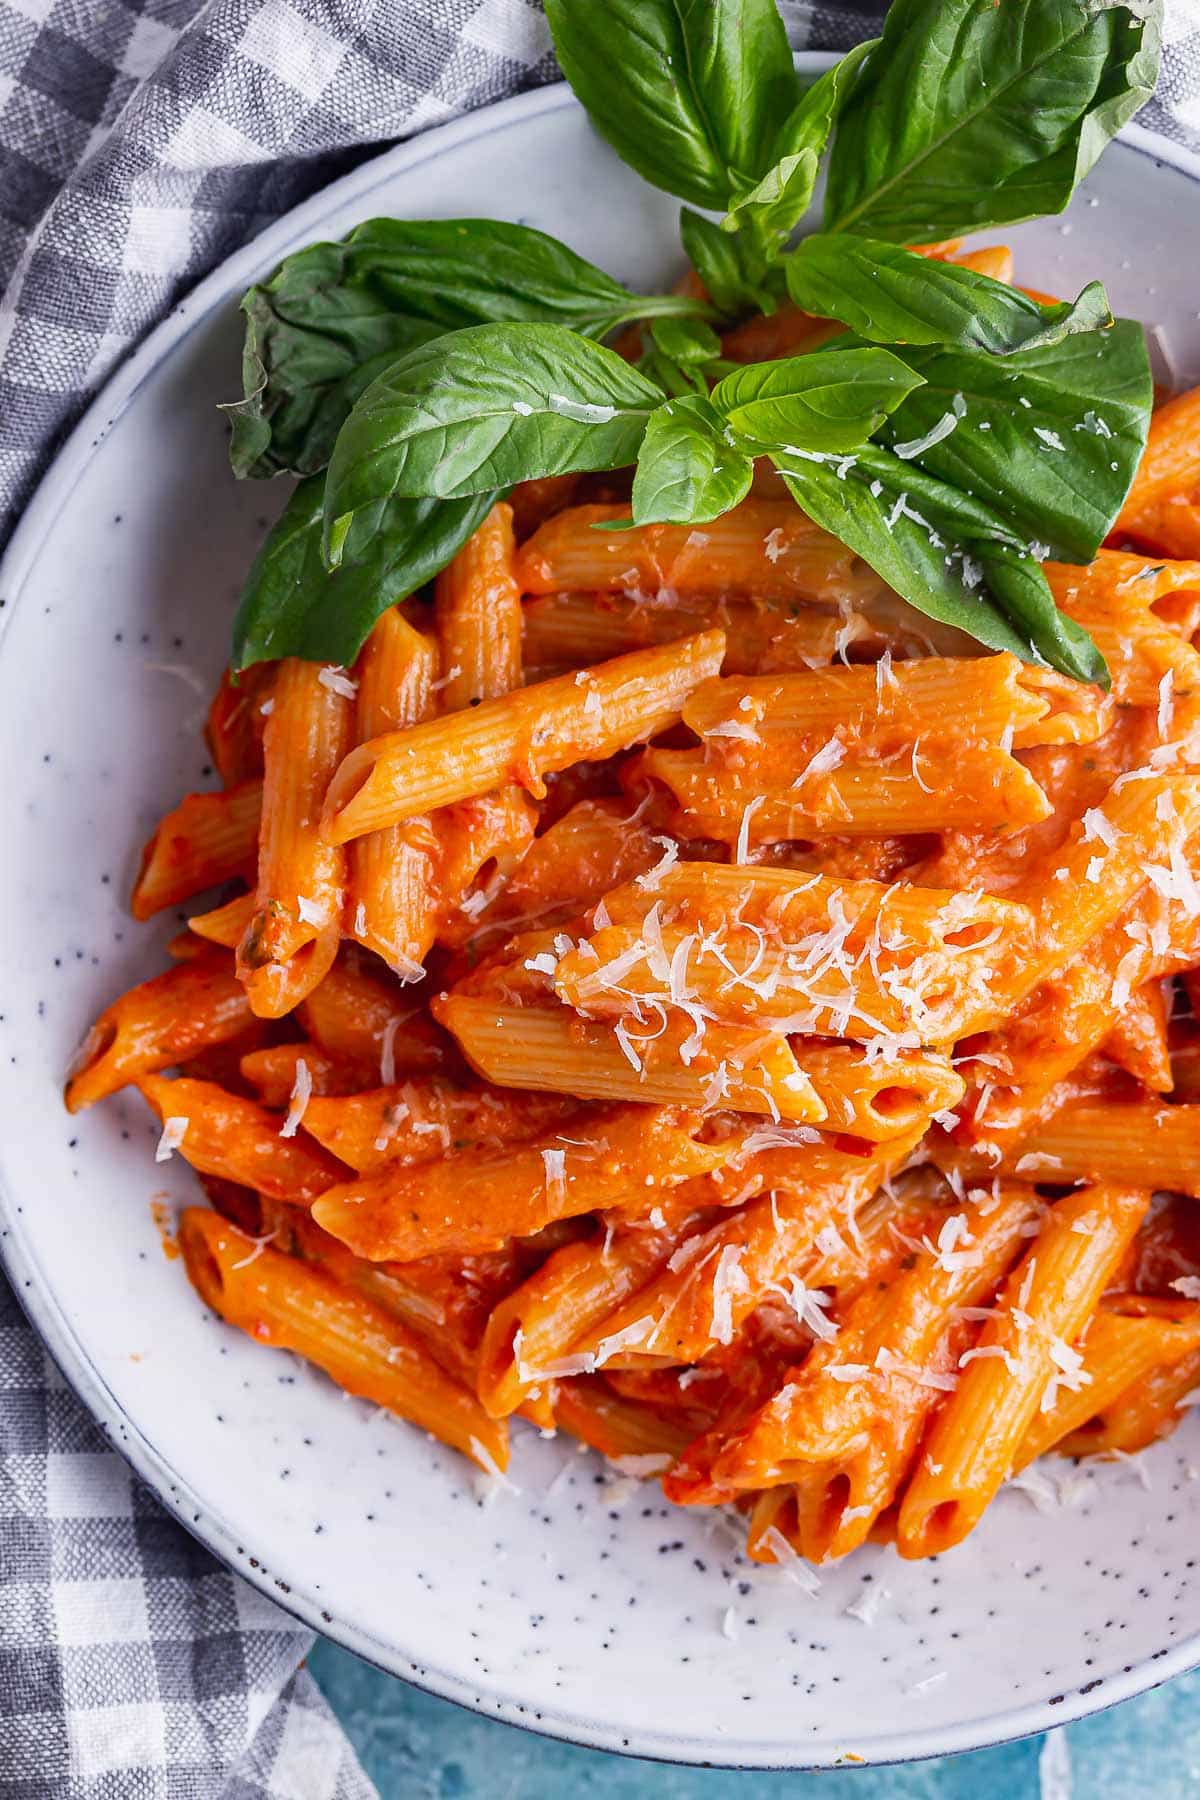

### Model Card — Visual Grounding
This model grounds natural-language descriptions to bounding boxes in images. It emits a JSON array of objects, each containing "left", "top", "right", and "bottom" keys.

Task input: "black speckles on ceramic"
[{"left": 1, "top": 76, "right": 1199, "bottom": 1771}]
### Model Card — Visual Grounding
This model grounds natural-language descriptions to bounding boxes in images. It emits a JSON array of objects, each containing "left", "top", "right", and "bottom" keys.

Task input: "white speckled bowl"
[{"left": 3, "top": 61, "right": 1200, "bottom": 1771}]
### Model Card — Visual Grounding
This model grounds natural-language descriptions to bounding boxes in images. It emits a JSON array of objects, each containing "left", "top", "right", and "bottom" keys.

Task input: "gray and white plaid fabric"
[{"left": 2, "top": 1, "right": 1200, "bottom": 1794}]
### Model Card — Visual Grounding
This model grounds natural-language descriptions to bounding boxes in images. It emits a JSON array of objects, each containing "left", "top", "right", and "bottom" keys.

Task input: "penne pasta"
[
  {"left": 136, "top": 1073, "right": 346, "bottom": 1201},
  {"left": 704, "top": 1182, "right": 1041, "bottom": 1498},
  {"left": 238, "top": 1043, "right": 350, "bottom": 1109},
  {"left": 788, "top": 1040, "right": 963, "bottom": 1141},
  {"left": 180, "top": 1208, "right": 507, "bottom": 1469},
  {"left": 522, "top": 590, "right": 878, "bottom": 677},
  {"left": 300, "top": 1078, "right": 578, "bottom": 1174},
  {"left": 297, "top": 951, "right": 455, "bottom": 1082},
  {"left": 1114, "top": 386, "right": 1200, "bottom": 559},
  {"left": 635, "top": 742, "right": 1053, "bottom": 841},
  {"left": 514, "top": 500, "right": 884, "bottom": 606},
  {"left": 434, "top": 992, "right": 825, "bottom": 1122},
  {"left": 435, "top": 501, "right": 523, "bottom": 710},
  {"left": 311, "top": 1105, "right": 732, "bottom": 1263},
  {"left": 66, "top": 953, "right": 256, "bottom": 1111},
  {"left": 187, "top": 890, "right": 256, "bottom": 950},
  {"left": 475, "top": 1202, "right": 707, "bottom": 1418},
  {"left": 683, "top": 657, "right": 1107, "bottom": 753},
  {"left": 553, "top": 862, "right": 1033, "bottom": 1046},
  {"left": 1009, "top": 1097, "right": 1200, "bottom": 1195},
  {"left": 1100, "top": 979, "right": 1172, "bottom": 1092},
  {"left": 236, "top": 658, "right": 353, "bottom": 1017},
  {"left": 1015, "top": 1296, "right": 1200, "bottom": 1468},
  {"left": 553, "top": 1377, "right": 696, "bottom": 1464},
  {"left": 1044, "top": 551, "right": 1200, "bottom": 710},
  {"left": 487, "top": 797, "right": 664, "bottom": 930},
  {"left": 1053, "top": 1343, "right": 1200, "bottom": 1457},
  {"left": 131, "top": 780, "right": 261, "bottom": 919},
  {"left": 321, "top": 632, "right": 726, "bottom": 843},
  {"left": 205, "top": 665, "right": 271, "bottom": 787},
  {"left": 574, "top": 1128, "right": 927, "bottom": 1372},
  {"left": 897, "top": 1184, "right": 1150, "bottom": 1557},
  {"left": 347, "top": 607, "right": 440, "bottom": 973}
]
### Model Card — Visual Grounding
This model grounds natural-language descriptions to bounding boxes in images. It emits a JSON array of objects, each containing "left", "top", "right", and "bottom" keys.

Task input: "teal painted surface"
[{"left": 311, "top": 1640, "right": 1200, "bottom": 1797}]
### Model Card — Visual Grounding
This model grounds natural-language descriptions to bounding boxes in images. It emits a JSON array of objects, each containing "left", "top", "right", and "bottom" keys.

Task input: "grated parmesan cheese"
[
  {"left": 280, "top": 1057, "right": 312, "bottom": 1138},
  {"left": 155, "top": 1116, "right": 188, "bottom": 1162},
  {"left": 734, "top": 796, "right": 763, "bottom": 866},
  {"left": 379, "top": 1015, "right": 402, "bottom": 1086},
  {"left": 1080, "top": 807, "right": 1117, "bottom": 849},
  {"left": 790, "top": 734, "right": 845, "bottom": 792},
  {"left": 874, "top": 1346, "right": 958, "bottom": 1392},
  {"left": 709, "top": 1246, "right": 750, "bottom": 1344},
  {"left": 1158, "top": 668, "right": 1176, "bottom": 738},
  {"left": 635, "top": 835, "right": 680, "bottom": 891},
  {"left": 844, "top": 1583, "right": 890, "bottom": 1626},
  {"left": 893, "top": 394, "right": 966, "bottom": 461},
  {"left": 759, "top": 1526, "right": 821, "bottom": 1593},
  {"left": 540, "top": 1147, "right": 566, "bottom": 1199},
  {"left": 318, "top": 666, "right": 358, "bottom": 699}
]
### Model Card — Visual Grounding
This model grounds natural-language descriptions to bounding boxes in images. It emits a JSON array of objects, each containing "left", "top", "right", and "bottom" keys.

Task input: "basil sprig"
[
  {"left": 226, "top": 219, "right": 711, "bottom": 667},
  {"left": 323, "top": 324, "right": 664, "bottom": 555},
  {"left": 630, "top": 396, "right": 754, "bottom": 526},
  {"left": 232, "top": 478, "right": 497, "bottom": 670},
  {"left": 547, "top": 0, "right": 1157, "bottom": 318},
  {"left": 773, "top": 445, "right": 1108, "bottom": 684},
  {"left": 786, "top": 237, "right": 1113, "bottom": 354},
  {"left": 227, "top": 217, "right": 713, "bottom": 479},
  {"left": 317, "top": 300, "right": 1145, "bottom": 682},
  {"left": 627, "top": 348, "right": 922, "bottom": 526},
  {"left": 224, "top": 0, "right": 1163, "bottom": 681},
  {"left": 823, "top": 0, "right": 1162, "bottom": 242},
  {"left": 543, "top": 0, "right": 801, "bottom": 211},
  {"left": 873, "top": 324, "right": 1151, "bottom": 564},
  {"left": 722, "top": 40, "right": 877, "bottom": 245}
]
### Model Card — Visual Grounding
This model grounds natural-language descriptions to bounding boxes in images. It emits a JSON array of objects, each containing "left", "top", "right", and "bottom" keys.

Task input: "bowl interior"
[{"left": 2, "top": 71, "right": 1199, "bottom": 1768}]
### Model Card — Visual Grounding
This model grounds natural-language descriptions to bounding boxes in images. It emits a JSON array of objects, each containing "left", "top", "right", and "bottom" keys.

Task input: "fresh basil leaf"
[
  {"left": 232, "top": 476, "right": 497, "bottom": 670},
  {"left": 228, "top": 296, "right": 438, "bottom": 482},
  {"left": 651, "top": 316, "right": 724, "bottom": 366},
  {"left": 875, "top": 320, "right": 1152, "bottom": 561},
  {"left": 225, "top": 218, "right": 710, "bottom": 479},
  {"left": 769, "top": 38, "right": 878, "bottom": 164},
  {"left": 545, "top": 0, "right": 798, "bottom": 210},
  {"left": 638, "top": 348, "right": 706, "bottom": 399},
  {"left": 631, "top": 395, "right": 754, "bottom": 524},
  {"left": 640, "top": 316, "right": 724, "bottom": 398},
  {"left": 679, "top": 207, "right": 781, "bottom": 321},
  {"left": 711, "top": 348, "right": 925, "bottom": 454},
  {"left": 722, "top": 149, "right": 819, "bottom": 243},
  {"left": 786, "top": 236, "right": 1112, "bottom": 353},
  {"left": 824, "top": 0, "right": 1162, "bottom": 241},
  {"left": 324, "top": 323, "right": 664, "bottom": 548},
  {"left": 719, "top": 40, "right": 878, "bottom": 244},
  {"left": 975, "top": 542, "right": 1108, "bottom": 685},
  {"left": 774, "top": 443, "right": 1107, "bottom": 682}
]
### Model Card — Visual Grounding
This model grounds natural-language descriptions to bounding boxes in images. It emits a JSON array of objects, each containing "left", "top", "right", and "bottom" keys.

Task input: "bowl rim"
[{"left": 2, "top": 56, "right": 1199, "bottom": 1771}]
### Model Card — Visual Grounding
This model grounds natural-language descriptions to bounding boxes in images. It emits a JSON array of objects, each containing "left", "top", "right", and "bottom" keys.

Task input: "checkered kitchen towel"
[{"left": 2, "top": 2, "right": 1200, "bottom": 1795}]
